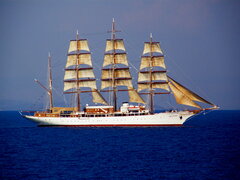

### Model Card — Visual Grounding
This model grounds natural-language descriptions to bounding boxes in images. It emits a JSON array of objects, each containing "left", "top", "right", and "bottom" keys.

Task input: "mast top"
[
  {"left": 76, "top": 29, "right": 79, "bottom": 40},
  {"left": 108, "top": 18, "right": 121, "bottom": 39},
  {"left": 150, "top": 33, "right": 153, "bottom": 43}
]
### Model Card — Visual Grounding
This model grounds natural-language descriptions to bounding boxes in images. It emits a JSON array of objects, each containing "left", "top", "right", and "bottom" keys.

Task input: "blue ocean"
[{"left": 0, "top": 110, "right": 240, "bottom": 179}]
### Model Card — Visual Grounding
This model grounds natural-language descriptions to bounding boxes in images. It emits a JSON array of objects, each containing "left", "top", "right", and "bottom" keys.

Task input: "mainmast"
[
  {"left": 76, "top": 30, "right": 81, "bottom": 111},
  {"left": 149, "top": 33, "right": 154, "bottom": 114},
  {"left": 101, "top": 19, "right": 144, "bottom": 110},
  {"left": 111, "top": 18, "right": 118, "bottom": 111}
]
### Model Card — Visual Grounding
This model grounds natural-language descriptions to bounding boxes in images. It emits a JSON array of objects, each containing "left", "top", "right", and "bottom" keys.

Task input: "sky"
[{"left": 0, "top": 0, "right": 240, "bottom": 110}]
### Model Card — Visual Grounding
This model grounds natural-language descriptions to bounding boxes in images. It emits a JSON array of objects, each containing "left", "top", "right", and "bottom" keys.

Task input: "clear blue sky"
[{"left": 0, "top": 0, "right": 240, "bottom": 110}]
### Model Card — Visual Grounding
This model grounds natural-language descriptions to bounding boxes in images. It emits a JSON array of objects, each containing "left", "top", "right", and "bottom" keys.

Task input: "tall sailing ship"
[{"left": 23, "top": 20, "right": 218, "bottom": 126}]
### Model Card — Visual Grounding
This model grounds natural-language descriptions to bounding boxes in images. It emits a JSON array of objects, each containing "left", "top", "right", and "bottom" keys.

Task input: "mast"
[
  {"left": 137, "top": 35, "right": 216, "bottom": 110},
  {"left": 63, "top": 31, "right": 108, "bottom": 110},
  {"left": 48, "top": 52, "right": 53, "bottom": 109},
  {"left": 149, "top": 33, "right": 154, "bottom": 114},
  {"left": 34, "top": 53, "right": 54, "bottom": 110},
  {"left": 76, "top": 30, "right": 81, "bottom": 111},
  {"left": 108, "top": 18, "right": 120, "bottom": 111},
  {"left": 138, "top": 34, "right": 169, "bottom": 113},
  {"left": 112, "top": 18, "right": 117, "bottom": 111},
  {"left": 101, "top": 19, "right": 145, "bottom": 110}
]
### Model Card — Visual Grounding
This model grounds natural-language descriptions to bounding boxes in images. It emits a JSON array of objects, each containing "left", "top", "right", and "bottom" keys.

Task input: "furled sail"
[{"left": 168, "top": 76, "right": 214, "bottom": 106}]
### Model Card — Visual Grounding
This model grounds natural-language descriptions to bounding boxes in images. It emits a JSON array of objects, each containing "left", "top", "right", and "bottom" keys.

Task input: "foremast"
[
  {"left": 64, "top": 31, "right": 107, "bottom": 111},
  {"left": 138, "top": 34, "right": 170, "bottom": 113},
  {"left": 138, "top": 34, "right": 217, "bottom": 111},
  {"left": 101, "top": 19, "right": 144, "bottom": 111}
]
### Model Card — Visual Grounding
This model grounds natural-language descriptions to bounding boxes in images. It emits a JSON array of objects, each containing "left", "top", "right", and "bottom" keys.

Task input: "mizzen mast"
[
  {"left": 48, "top": 52, "right": 53, "bottom": 109},
  {"left": 34, "top": 53, "right": 54, "bottom": 110}
]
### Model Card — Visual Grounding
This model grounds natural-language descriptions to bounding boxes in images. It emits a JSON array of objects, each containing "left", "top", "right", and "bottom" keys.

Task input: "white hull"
[{"left": 24, "top": 111, "right": 195, "bottom": 126}]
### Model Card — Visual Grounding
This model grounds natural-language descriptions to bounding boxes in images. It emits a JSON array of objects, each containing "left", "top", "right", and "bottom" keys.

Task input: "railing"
[{"left": 28, "top": 111, "right": 150, "bottom": 118}]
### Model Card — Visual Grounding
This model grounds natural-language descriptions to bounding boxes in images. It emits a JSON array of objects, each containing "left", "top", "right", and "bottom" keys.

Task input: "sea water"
[{"left": 0, "top": 110, "right": 240, "bottom": 179}]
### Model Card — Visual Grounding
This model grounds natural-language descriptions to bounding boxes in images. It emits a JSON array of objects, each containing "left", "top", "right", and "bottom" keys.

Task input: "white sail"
[
  {"left": 105, "top": 39, "right": 125, "bottom": 52},
  {"left": 68, "top": 40, "right": 90, "bottom": 53},
  {"left": 103, "top": 53, "right": 128, "bottom": 67},
  {"left": 79, "top": 80, "right": 97, "bottom": 89},
  {"left": 138, "top": 83, "right": 170, "bottom": 92},
  {"left": 140, "top": 56, "right": 166, "bottom": 70},
  {"left": 168, "top": 82, "right": 201, "bottom": 109},
  {"left": 65, "top": 54, "right": 92, "bottom": 68},
  {"left": 64, "top": 81, "right": 76, "bottom": 91},
  {"left": 168, "top": 76, "right": 214, "bottom": 106},
  {"left": 128, "top": 89, "right": 145, "bottom": 104},
  {"left": 102, "top": 69, "right": 131, "bottom": 79},
  {"left": 64, "top": 80, "right": 97, "bottom": 91},
  {"left": 138, "top": 71, "right": 168, "bottom": 82},
  {"left": 64, "top": 70, "right": 75, "bottom": 80},
  {"left": 152, "top": 83, "right": 170, "bottom": 91},
  {"left": 115, "top": 79, "right": 133, "bottom": 88},
  {"left": 138, "top": 83, "right": 150, "bottom": 92},
  {"left": 78, "top": 69, "right": 95, "bottom": 79},
  {"left": 101, "top": 80, "right": 112, "bottom": 90},
  {"left": 143, "top": 42, "right": 163, "bottom": 55},
  {"left": 92, "top": 89, "right": 108, "bottom": 105},
  {"left": 64, "top": 68, "right": 95, "bottom": 84},
  {"left": 101, "top": 79, "right": 133, "bottom": 89}
]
